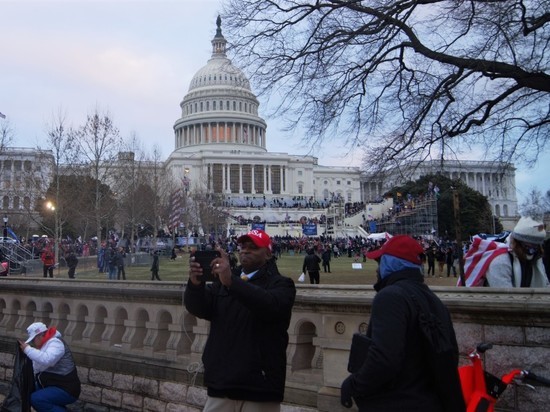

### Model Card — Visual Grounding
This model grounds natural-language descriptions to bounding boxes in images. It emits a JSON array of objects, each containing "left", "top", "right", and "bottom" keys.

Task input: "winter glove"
[{"left": 341, "top": 375, "right": 353, "bottom": 408}]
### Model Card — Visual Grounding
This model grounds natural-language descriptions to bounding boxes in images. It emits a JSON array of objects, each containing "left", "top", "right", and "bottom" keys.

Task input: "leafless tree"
[
  {"left": 0, "top": 118, "right": 14, "bottom": 151},
  {"left": 71, "top": 107, "right": 122, "bottom": 244},
  {"left": 42, "top": 109, "right": 76, "bottom": 262},
  {"left": 185, "top": 186, "right": 228, "bottom": 239},
  {"left": 519, "top": 187, "right": 550, "bottom": 219},
  {"left": 111, "top": 133, "right": 151, "bottom": 244},
  {"left": 221, "top": 0, "right": 550, "bottom": 173}
]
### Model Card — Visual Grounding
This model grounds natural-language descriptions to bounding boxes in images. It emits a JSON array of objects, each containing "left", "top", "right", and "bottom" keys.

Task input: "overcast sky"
[{"left": 0, "top": 0, "right": 547, "bottom": 206}]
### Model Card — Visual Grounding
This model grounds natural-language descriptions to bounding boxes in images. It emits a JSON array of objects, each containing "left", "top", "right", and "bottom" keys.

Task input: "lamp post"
[
  {"left": 2, "top": 214, "right": 7, "bottom": 239},
  {"left": 46, "top": 201, "right": 59, "bottom": 271}
]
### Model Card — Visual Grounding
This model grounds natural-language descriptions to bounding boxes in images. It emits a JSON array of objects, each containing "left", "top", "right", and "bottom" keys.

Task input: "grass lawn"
[{"left": 65, "top": 252, "right": 459, "bottom": 287}]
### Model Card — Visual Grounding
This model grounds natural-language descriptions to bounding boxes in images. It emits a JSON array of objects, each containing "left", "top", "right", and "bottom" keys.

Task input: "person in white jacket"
[
  {"left": 486, "top": 216, "right": 549, "bottom": 288},
  {"left": 18, "top": 322, "right": 80, "bottom": 411}
]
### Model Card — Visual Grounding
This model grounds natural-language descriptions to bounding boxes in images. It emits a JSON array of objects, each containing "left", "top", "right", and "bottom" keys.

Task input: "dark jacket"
[
  {"left": 302, "top": 252, "right": 321, "bottom": 273},
  {"left": 115, "top": 250, "right": 126, "bottom": 268},
  {"left": 65, "top": 253, "right": 78, "bottom": 269},
  {"left": 150, "top": 254, "right": 159, "bottom": 272},
  {"left": 184, "top": 260, "right": 296, "bottom": 402},
  {"left": 1, "top": 342, "right": 33, "bottom": 412},
  {"left": 343, "top": 269, "right": 463, "bottom": 412}
]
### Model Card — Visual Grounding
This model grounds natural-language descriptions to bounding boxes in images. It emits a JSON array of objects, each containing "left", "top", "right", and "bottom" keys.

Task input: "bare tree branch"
[{"left": 222, "top": 0, "right": 550, "bottom": 172}]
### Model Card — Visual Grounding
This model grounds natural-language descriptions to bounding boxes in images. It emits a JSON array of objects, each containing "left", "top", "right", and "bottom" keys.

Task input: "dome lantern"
[{"left": 212, "top": 15, "right": 227, "bottom": 58}]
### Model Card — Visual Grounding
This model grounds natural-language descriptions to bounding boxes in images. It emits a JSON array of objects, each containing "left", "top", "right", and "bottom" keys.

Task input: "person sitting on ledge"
[{"left": 18, "top": 322, "right": 81, "bottom": 412}]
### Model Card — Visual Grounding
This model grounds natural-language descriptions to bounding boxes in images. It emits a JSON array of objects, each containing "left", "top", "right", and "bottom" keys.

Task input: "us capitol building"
[
  {"left": 0, "top": 18, "right": 519, "bottom": 235},
  {"left": 163, "top": 17, "right": 518, "bottom": 231}
]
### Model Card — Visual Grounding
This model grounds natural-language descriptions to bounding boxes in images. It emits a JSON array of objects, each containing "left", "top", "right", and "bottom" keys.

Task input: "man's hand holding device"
[{"left": 190, "top": 248, "right": 232, "bottom": 287}]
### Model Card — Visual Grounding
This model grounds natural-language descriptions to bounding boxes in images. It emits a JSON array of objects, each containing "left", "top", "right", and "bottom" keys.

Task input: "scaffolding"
[{"left": 375, "top": 198, "right": 438, "bottom": 237}]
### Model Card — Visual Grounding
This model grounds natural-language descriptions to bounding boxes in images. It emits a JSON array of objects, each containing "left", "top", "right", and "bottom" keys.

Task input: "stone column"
[
  {"left": 14, "top": 309, "right": 34, "bottom": 334},
  {"left": 239, "top": 164, "right": 244, "bottom": 194},
  {"left": 165, "top": 321, "right": 185, "bottom": 361},
  {"left": 81, "top": 314, "right": 104, "bottom": 345},
  {"left": 266, "top": 165, "right": 273, "bottom": 194},
  {"left": 251, "top": 165, "right": 256, "bottom": 194},
  {"left": 64, "top": 313, "right": 84, "bottom": 341},
  {"left": 101, "top": 317, "right": 123, "bottom": 348},
  {"left": 227, "top": 163, "right": 232, "bottom": 193},
  {"left": 190, "top": 319, "right": 211, "bottom": 366},
  {"left": 142, "top": 320, "right": 160, "bottom": 356},
  {"left": 280, "top": 166, "right": 285, "bottom": 194}
]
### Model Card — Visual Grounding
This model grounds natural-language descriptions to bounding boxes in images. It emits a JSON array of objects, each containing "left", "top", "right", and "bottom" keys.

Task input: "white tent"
[{"left": 366, "top": 232, "right": 392, "bottom": 241}]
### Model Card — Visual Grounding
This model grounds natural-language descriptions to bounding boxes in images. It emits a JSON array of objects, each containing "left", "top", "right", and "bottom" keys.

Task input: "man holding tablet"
[{"left": 184, "top": 230, "right": 296, "bottom": 412}]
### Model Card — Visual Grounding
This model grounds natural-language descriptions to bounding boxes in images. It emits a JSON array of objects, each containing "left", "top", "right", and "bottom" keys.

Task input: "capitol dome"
[
  {"left": 188, "top": 18, "right": 251, "bottom": 93},
  {"left": 189, "top": 57, "right": 251, "bottom": 92},
  {"left": 173, "top": 16, "right": 266, "bottom": 153}
]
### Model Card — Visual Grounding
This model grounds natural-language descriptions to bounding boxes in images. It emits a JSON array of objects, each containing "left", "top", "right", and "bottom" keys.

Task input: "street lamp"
[
  {"left": 3, "top": 214, "right": 8, "bottom": 238},
  {"left": 46, "top": 201, "right": 59, "bottom": 271}
]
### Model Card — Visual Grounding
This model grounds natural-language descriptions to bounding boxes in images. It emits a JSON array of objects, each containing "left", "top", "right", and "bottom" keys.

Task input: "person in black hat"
[
  {"left": 184, "top": 229, "right": 296, "bottom": 412},
  {"left": 340, "top": 235, "right": 464, "bottom": 412}
]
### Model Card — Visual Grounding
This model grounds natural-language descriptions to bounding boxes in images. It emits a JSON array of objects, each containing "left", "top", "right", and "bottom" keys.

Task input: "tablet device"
[{"left": 193, "top": 250, "right": 221, "bottom": 282}]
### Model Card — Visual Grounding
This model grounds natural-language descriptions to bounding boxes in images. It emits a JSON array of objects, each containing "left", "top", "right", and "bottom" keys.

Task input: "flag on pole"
[
  {"left": 0, "top": 112, "right": 6, "bottom": 119},
  {"left": 459, "top": 236, "right": 508, "bottom": 287},
  {"left": 169, "top": 189, "right": 183, "bottom": 230}
]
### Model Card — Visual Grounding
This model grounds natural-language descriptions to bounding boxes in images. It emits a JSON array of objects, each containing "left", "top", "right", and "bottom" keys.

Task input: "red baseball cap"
[
  {"left": 366, "top": 235, "right": 423, "bottom": 264},
  {"left": 237, "top": 229, "right": 272, "bottom": 251}
]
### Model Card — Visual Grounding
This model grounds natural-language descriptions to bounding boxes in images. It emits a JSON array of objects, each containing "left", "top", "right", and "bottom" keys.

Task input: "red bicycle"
[{"left": 459, "top": 343, "right": 550, "bottom": 412}]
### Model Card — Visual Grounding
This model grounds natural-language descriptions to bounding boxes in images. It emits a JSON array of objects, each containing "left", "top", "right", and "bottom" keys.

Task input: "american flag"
[
  {"left": 459, "top": 236, "right": 508, "bottom": 287},
  {"left": 169, "top": 189, "right": 183, "bottom": 230}
]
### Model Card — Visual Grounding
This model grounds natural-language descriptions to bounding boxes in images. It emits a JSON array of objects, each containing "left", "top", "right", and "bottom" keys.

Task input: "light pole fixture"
[{"left": 46, "top": 201, "right": 59, "bottom": 272}]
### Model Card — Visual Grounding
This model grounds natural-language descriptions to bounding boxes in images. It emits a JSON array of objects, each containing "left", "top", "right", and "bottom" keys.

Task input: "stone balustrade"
[{"left": 0, "top": 278, "right": 549, "bottom": 411}]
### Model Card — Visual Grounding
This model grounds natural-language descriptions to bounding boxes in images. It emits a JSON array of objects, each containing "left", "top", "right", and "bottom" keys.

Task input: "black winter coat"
[
  {"left": 302, "top": 253, "right": 321, "bottom": 272},
  {"left": 184, "top": 260, "right": 296, "bottom": 402},
  {"left": 1, "top": 342, "right": 33, "bottom": 412},
  {"left": 343, "top": 269, "right": 463, "bottom": 412}
]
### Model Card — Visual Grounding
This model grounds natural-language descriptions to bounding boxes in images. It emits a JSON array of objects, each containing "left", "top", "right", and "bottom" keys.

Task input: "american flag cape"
[{"left": 459, "top": 236, "right": 509, "bottom": 287}]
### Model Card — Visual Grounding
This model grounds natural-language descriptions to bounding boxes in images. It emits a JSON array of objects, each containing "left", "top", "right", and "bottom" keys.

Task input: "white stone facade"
[
  {"left": 164, "top": 19, "right": 364, "bottom": 206},
  {"left": 363, "top": 160, "right": 518, "bottom": 224},
  {"left": 0, "top": 147, "right": 54, "bottom": 231}
]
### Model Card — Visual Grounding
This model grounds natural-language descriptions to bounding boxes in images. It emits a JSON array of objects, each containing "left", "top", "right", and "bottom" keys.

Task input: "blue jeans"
[{"left": 31, "top": 386, "right": 77, "bottom": 412}]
